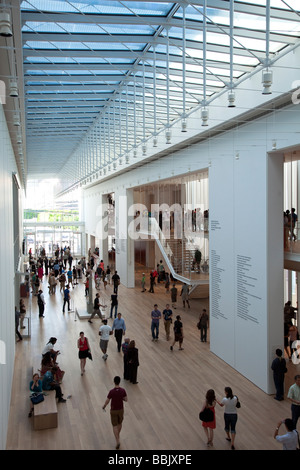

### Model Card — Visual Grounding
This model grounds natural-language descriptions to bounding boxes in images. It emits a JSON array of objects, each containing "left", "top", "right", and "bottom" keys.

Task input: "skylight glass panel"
[
  {"left": 82, "top": 42, "right": 146, "bottom": 51},
  {"left": 174, "top": 5, "right": 225, "bottom": 23},
  {"left": 99, "top": 24, "right": 157, "bottom": 35},
  {"left": 235, "top": 0, "right": 299, "bottom": 9},
  {"left": 21, "top": 0, "right": 78, "bottom": 12},
  {"left": 176, "top": 5, "right": 300, "bottom": 37},
  {"left": 21, "top": 0, "right": 174, "bottom": 15},
  {"left": 22, "top": 22, "right": 66, "bottom": 33},
  {"left": 25, "top": 56, "right": 77, "bottom": 64},
  {"left": 22, "top": 22, "right": 158, "bottom": 35},
  {"left": 120, "top": 2, "right": 173, "bottom": 16},
  {"left": 235, "top": 14, "right": 300, "bottom": 36},
  {"left": 24, "top": 41, "right": 89, "bottom": 49}
]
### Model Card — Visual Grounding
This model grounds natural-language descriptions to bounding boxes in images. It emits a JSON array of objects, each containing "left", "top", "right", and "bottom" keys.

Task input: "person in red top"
[
  {"left": 102, "top": 376, "right": 127, "bottom": 449},
  {"left": 77, "top": 332, "right": 91, "bottom": 376}
]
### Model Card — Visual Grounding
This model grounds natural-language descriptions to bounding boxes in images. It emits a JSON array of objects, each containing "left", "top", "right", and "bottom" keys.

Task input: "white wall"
[
  {"left": 0, "top": 104, "right": 20, "bottom": 449},
  {"left": 83, "top": 103, "right": 300, "bottom": 393}
]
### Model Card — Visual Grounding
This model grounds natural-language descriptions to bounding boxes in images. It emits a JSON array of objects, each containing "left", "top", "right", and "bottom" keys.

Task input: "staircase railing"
[{"left": 137, "top": 217, "right": 208, "bottom": 287}]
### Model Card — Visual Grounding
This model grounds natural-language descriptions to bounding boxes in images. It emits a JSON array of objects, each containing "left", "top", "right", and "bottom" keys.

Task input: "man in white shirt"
[
  {"left": 274, "top": 418, "right": 299, "bottom": 450},
  {"left": 99, "top": 319, "right": 113, "bottom": 360},
  {"left": 287, "top": 375, "right": 300, "bottom": 429}
]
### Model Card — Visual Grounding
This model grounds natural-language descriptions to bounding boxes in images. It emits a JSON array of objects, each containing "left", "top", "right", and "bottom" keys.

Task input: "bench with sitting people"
[{"left": 28, "top": 369, "right": 66, "bottom": 430}]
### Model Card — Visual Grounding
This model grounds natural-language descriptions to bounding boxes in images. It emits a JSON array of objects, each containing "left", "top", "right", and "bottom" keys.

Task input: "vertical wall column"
[
  {"left": 267, "top": 152, "right": 285, "bottom": 392},
  {"left": 209, "top": 148, "right": 284, "bottom": 394},
  {"left": 114, "top": 188, "right": 135, "bottom": 288},
  {"left": 98, "top": 194, "right": 109, "bottom": 266}
]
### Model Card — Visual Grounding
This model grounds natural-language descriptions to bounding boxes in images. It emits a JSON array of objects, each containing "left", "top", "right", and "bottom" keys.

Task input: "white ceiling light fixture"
[
  {"left": 181, "top": 119, "right": 187, "bottom": 132},
  {"left": 13, "top": 114, "right": 20, "bottom": 126},
  {"left": 262, "top": 69, "right": 273, "bottom": 95},
  {"left": 0, "top": 10, "right": 12, "bottom": 37},
  {"left": 165, "top": 128, "right": 171, "bottom": 144},
  {"left": 9, "top": 79, "right": 18, "bottom": 97},
  {"left": 201, "top": 107, "right": 209, "bottom": 127},
  {"left": 228, "top": 90, "right": 236, "bottom": 107}
]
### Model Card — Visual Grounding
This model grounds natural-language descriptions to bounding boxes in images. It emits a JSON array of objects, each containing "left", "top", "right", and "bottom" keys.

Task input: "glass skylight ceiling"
[{"left": 20, "top": 0, "right": 300, "bottom": 182}]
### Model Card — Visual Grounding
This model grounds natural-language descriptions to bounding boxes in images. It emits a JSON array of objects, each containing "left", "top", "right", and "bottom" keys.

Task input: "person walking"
[
  {"left": 271, "top": 349, "right": 287, "bottom": 401},
  {"left": 200, "top": 389, "right": 216, "bottom": 447},
  {"left": 112, "top": 271, "right": 120, "bottom": 294},
  {"left": 112, "top": 313, "right": 126, "bottom": 352},
  {"left": 102, "top": 376, "right": 128, "bottom": 449},
  {"left": 62, "top": 286, "right": 70, "bottom": 313},
  {"left": 84, "top": 275, "right": 89, "bottom": 297},
  {"left": 217, "top": 387, "right": 239, "bottom": 450},
  {"left": 37, "top": 289, "right": 46, "bottom": 317},
  {"left": 77, "top": 331, "right": 91, "bottom": 376},
  {"left": 149, "top": 271, "right": 155, "bottom": 293},
  {"left": 122, "top": 337, "right": 130, "bottom": 380},
  {"left": 59, "top": 272, "right": 66, "bottom": 292},
  {"left": 151, "top": 304, "right": 161, "bottom": 341},
  {"left": 287, "top": 375, "right": 300, "bottom": 429},
  {"left": 88, "top": 293, "right": 106, "bottom": 323},
  {"left": 170, "top": 283, "right": 177, "bottom": 309},
  {"left": 99, "top": 319, "right": 113, "bottom": 360},
  {"left": 198, "top": 309, "right": 209, "bottom": 342},
  {"left": 19, "top": 298, "right": 26, "bottom": 330},
  {"left": 15, "top": 307, "right": 23, "bottom": 342},
  {"left": 110, "top": 293, "right": 118, "bottom": 319},
  {"left": 170, "top": 315, "right": 184, "bottom": 351},
  {"left": 163, "top": 304, "right": 173, "bottom": 340},
  {"left": 127, "top": 340, "right": 139, "bottom": 384},
  {"left": 180, "top": 283, "right": 190, "bottom": 308}
]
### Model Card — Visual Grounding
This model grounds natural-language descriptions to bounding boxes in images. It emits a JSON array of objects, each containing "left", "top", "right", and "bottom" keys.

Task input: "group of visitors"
[
  {"left": 199, "top": 387, "right": 239, "bottom": 449},
  {"left": 284, "top": 208, "right": 298, "bottom": 248},
  {"left": 25, "top": 245, "right": 300, "bottom": 452},
  {"left": 28, "top": 337, "right": 67, "bottom": 417},
  {"left": 283, "top": 301, "right": 299, "bottom": 361}
]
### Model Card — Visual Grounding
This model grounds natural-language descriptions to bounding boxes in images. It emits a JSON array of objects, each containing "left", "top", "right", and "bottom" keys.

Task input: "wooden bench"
[{"left": 33, "top": 390, "right": 58, "bottom": 430}]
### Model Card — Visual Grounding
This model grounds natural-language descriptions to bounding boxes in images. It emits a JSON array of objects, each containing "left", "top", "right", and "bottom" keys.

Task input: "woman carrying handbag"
[
  {"left": 199, "top": 389, "right": 216, "bottom": 447},
  {"left": 77, "top": 332, "right": 91, "bottom": 376}
]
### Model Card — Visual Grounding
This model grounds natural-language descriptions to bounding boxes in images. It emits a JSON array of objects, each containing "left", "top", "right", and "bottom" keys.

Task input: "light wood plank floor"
[{"left": 6, "top": 265, "right": 300, "bottom": 451}]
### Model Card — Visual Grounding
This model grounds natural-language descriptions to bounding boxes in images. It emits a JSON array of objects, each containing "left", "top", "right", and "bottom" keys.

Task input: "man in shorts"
[
  {"left": 103, "top": 376, "right": 127, "bottom": 449},
  {"left": 99, "top": 319, "right": 112, "bottom": 360}
]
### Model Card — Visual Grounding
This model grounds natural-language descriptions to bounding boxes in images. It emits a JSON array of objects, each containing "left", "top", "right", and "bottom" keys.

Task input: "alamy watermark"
[
  {"left": 0, "top": 340, "right": 6, "bottom": 364},
  {"left": 95, "top": 199, "right": 207, "bottom": 251},
  {"left": 0, "top": 81, "right": 6, "bottom": 105},
  {"left": 291, "top": 81, "right": 300, "bottom": 105}
]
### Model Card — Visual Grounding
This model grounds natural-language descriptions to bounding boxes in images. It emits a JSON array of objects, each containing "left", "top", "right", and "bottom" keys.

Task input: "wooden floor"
[{"left": 6, "top": 265, "right": 300, "bottom": 451}]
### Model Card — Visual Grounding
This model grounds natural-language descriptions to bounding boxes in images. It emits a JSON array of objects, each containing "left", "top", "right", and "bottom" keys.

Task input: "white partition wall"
[
  {"left": 114, "top": 187, "right": 135, "bottom": 288},
  {"left": 209, "top": 146, "right": 282, "bottom": 393},
  {"left": 0, "top": 105, "right": 20, "bottom": 449}
]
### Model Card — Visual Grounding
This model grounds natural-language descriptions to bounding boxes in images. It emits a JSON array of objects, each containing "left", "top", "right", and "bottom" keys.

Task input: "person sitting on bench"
[
  {"left": 41, "top": 352, "right": 65, "bottom": 383},
  {"left": 42, "top": 370, "right": 66, "bottom": 403},
  {"left": 28, "top": 373, "right": 43, "bottom": 417}
]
